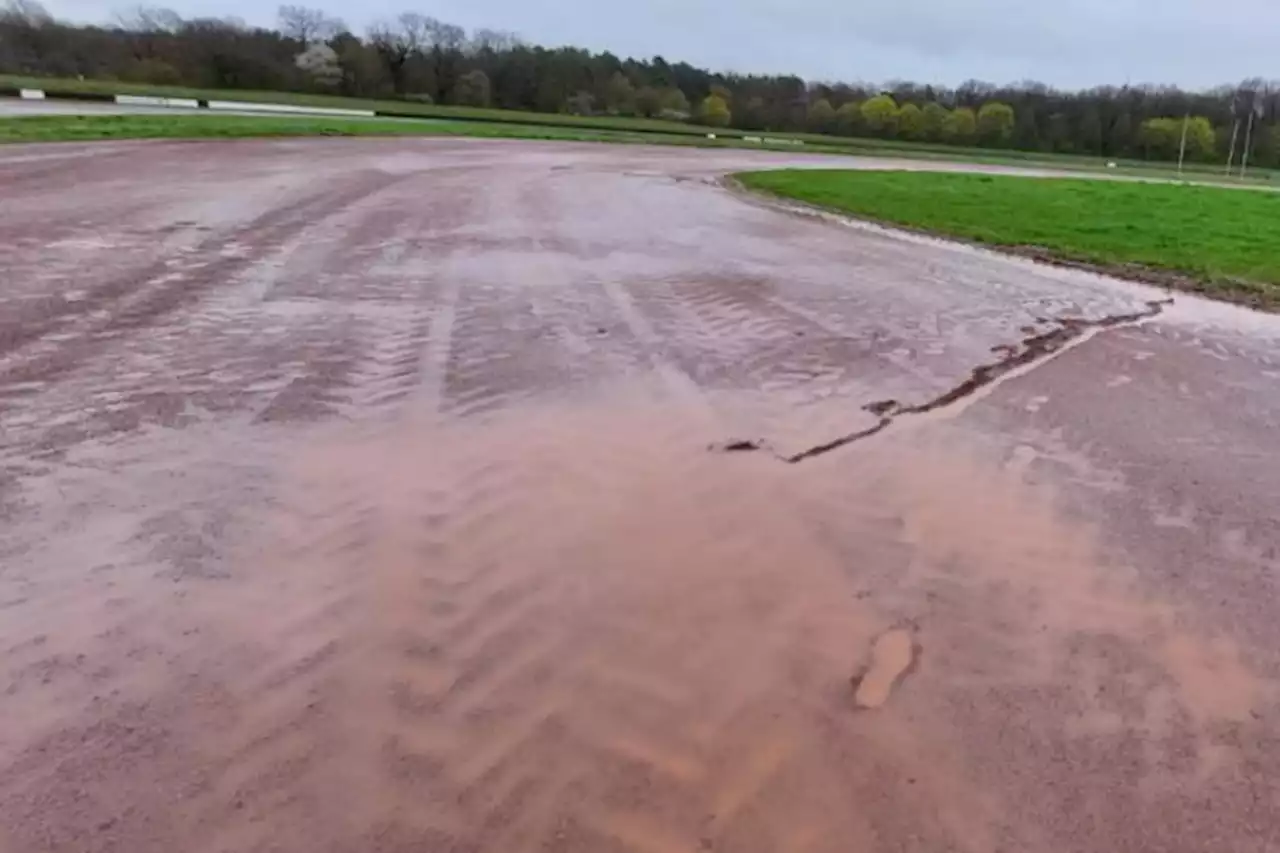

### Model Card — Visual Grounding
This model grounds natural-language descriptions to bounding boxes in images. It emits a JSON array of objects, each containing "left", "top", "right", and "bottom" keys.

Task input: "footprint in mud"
[{"left": 851, "top": 627, "right": 919, "bottom": 709}]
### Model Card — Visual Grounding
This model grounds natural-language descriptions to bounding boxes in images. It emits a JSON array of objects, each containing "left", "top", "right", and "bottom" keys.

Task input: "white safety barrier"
[
  {"left": 19, "top": 89, "right": 46, "bottom": 100},
  {"left": 735, "top": 134, "right": 804, "bottom": 147},
  {"left": 205, "top": 100, "right": 375, "bottom": 117},
  {"left": 115, "top": 94, "right": 200, "bottom": 109}
]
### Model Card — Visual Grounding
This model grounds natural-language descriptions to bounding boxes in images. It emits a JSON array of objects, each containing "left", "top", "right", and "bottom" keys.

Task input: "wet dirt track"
[{"left": 2, "top": 138, "right": 1279, "bottom": 853}]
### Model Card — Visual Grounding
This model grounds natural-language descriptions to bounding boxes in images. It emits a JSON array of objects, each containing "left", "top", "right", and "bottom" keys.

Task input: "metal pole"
[
  {"left": 1177, "top": 113, "right": 1189, "bottom": 178},
  {"left": 1241, "top": 109, "right": 1256, "bottom": 178},
  {"left": 1225, "top": 118, "right": 1239, "bottom": 176}
]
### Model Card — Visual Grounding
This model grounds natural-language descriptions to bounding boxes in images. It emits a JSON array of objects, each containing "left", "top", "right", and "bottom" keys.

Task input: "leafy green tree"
[
  {"left": 897, "top": 102, "right": 924, "bottom": 140},
  {"left": 659, "top": 87, "right": 690, "bottom": 116},
  {"left": 634, "top": 85, "right": 662, "bottom": 117},
  {"left": 605, "top": 71, "right": 635, "bottom": 115},
  {"left": 1185, "top": 116, "right": 1216, "bottom": 160},
  {"left": 976, "top": 102, "right": 1015, "bottom": 145},
  {"left": 943, "top": 107, "right": 977, "bottom": 143},
  {"left": 698, "top": 94, "right": 731, "bottom": 127},
  {"left": 835, "top": 101, "right": 862, "bottom": 136},
  {"left": 807, "top": 97, "right": 836, "bottom": 133},
  {"left": 1142, "top": 116, "right": 1213, "bottom": 161},
  {"left": 860, "top": 94, "right": 899, "bottom": 136},
  {"left": 921, "top": 101, "right": 949, "bottom": 140},
  {"left": 1142, "top": 115, "right": 1215, "bottom": 161}
]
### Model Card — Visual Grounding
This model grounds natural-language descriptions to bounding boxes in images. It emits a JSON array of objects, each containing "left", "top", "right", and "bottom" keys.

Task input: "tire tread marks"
[{"left": 174, "top": 399, "right": 881, "bottom": 853}]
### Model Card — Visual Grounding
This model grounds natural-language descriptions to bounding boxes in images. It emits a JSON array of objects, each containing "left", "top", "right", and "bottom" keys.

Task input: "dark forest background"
[{"left": 3, "top": 0, "right": 1279, "bottom": 166}]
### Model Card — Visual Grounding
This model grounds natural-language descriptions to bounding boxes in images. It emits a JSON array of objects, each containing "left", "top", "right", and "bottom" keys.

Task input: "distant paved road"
[
  {"left": 1, "top": 137, "right": 1278, "bottom": 853},
  {"left": 0, "top": 96, "right": 439, "bottom": 122},
  {"left": 0, "top": 97, "right": 204, "bottom": 116}
]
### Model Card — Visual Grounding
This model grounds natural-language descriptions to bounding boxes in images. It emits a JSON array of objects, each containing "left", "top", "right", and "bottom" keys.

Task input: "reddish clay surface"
[{"left": 1, "top": 138, "right": 1279, "bottom": 853}]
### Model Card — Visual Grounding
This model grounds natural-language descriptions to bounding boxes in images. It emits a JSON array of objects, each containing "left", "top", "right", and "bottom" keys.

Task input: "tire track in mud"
[
  {"left": 135, "top": 206, "right": 1155, "bottom": 852},
  {"left": 0, "top": 171, "right": 400, "bottom": 375},
  {"left": 434, "top": 174, "right": 669, "bottom": 419},
  {"left": 15, "top": 401, "right": 1253, "bottom": 853},
  {"left": 116, "top": 401, "right": 1022, "bottom": 853},
  {"left": 4, "top": 142, "right": 1272, "bottom": 853},
  {"left": 439, "top": 281, "right": 568, "bottom": 418},
  {"left": 131, "top": 422, "right": 584, "bottom": 851},
  {"left": 0, "top": 171, "right": 407, "bottom": 425},
  {"left": 1, "top": 170, "right": 476, "bottom": 455},
  {"left": 296, "top": 175, "right": 476, "bottom": 419},
  {"left": 610, "top": 272, "right": 923, "bottom": 453}
]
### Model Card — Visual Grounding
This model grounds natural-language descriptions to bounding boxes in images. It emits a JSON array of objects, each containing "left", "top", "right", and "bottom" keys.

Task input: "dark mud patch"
[{"left": 711, "top": 439, "right": 767, "bottom": 453}]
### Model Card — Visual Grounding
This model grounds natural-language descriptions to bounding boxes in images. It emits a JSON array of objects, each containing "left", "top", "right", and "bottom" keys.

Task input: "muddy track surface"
[{"left": 3, "top": 138, "right": 1280, "bottom": 853}]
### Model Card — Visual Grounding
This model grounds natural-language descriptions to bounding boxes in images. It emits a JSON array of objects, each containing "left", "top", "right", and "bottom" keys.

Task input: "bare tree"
[
  {"left": 468, "top": 27, "right": 519, "bottom": 54},
  {"left": 371, "top": 13, "right": 428, "bottom": 51},
  {"left": 367, "top": 13, "right": 429, "bottom": 93},
  {"left": 110, "top": 4, "right": 182, "bottom": 69},
  {"left": 113, "top": 5, "right": 182, "bottom": 32},
  {"left": 367, "top": 13, "right": 465, "bottom": 97},
  {"left": 424, "top": 18, "right": 464, "bottom": 101},
  {"left": 1, "top": 0, "right": 52, "bottom": 25},
  {"left": 425, "top": 18, "right": 464, "bottom": 52},
  {"left": 277, "top": 4, "right": 343, "bottom": 46}
]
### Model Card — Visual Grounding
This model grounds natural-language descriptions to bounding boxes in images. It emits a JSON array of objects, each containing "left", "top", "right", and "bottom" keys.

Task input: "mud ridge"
[{"left": 714, "top": 299, "right": 1170, "bottom": 464}]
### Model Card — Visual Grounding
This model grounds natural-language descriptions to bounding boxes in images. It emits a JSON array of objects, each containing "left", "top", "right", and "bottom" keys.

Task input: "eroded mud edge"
[{"left": 714, "top": 299, "right": 1170, "bottom": 463}]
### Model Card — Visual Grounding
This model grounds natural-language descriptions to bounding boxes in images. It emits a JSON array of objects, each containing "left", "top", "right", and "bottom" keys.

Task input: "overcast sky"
[{"left": 41, "top": 0, "right": 1279, "bottom": 90}]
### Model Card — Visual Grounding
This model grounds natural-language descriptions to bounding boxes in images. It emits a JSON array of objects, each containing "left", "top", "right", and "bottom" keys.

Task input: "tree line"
[{"left": 3, "top": 0, "right": 1279, "bottom": 168}]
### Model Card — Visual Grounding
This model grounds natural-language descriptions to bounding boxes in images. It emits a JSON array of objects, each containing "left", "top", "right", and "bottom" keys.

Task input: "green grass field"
[
  {"left": 0, "top": 113, "right": 911, "bottom": 157},
  {"left": 2, "top": 112, "right": 1117, "bottom": 163},
  {"left": 736, "top": 169, "right": 1280, "bottom": 308},
  {"left": 0, "top": 113, "right": 902, "bottom": 154},
  {"left": 5, "top": 73, "right": 1277, "bottom": 184}
]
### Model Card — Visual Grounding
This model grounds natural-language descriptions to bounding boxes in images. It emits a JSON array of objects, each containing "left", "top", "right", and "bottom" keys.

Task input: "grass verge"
[
  {"left": 0, "top": 73, "right": 717, "bottom": 136},
  {"left": 0, "top": 113, "right": 902, "bottom": 158},
  {"left": 0, "top": 113, "right": 678, "bottom": 144},
  {"left": 0, "top": 112, "right": 1086, "bottom": 161},
  {"left": 736, "top": 169, "right": 1280, "bottom": 309}
]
